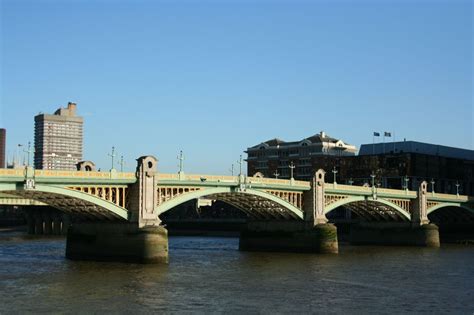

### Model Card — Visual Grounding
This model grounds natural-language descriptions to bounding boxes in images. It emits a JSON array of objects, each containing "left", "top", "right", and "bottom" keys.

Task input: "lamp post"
[
  {"left": 229, "top": 164, "right": 234, "bottom": 176},
  {"left": 455, "top": 181, "right": 460, "bottom": 196},
  {"left": 177, "top": 150, "right": 184, "bottom": 173},
  {"left": 403, "top": 175, "right": 410, "bottom": 191},
  {"left": 430, "top": 178, "right": 435, "bottom": 195},
  {"left": 370, "top": 173, "right": 377, "bottom": 199},
  {"left": 289, "top": 161, "right": 295, "bottom": 180},
  {"left": 237, "top": 155, "right": 243, "bottom": 177},
  {"left": 108, "top": 146, "right": 116, "bottom": 170},
  {"left": 332, "top": 166, "right": 338, "bottom": 185},
  {"left": 118, "top": 155, "right": 125, "bottom": 172},
  {"left": 274, "top": 170, "right": 280, "bottom": 179},
  {"left": 348, "top": 178, "right": 354, "bottom": 186},
  {"left": 16, "top": 144, "right": 23, "bottom": 166},
  {"left": 23, "top": 142, "right": 34, "bottom": 167}
]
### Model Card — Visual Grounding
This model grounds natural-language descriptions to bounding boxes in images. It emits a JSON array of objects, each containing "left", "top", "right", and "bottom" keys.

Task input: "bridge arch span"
[
  {"left": 156, "top": 187, "right": 304, "bottom": 220},
  {"left": 0, "top": 183, "right": 129, "bottom": 220},
  {"left": 324, "top": 196, "right": 411, "bottom": 221},
  {"left": 427, "top": 203, "right": 474, "bottom": 216}
]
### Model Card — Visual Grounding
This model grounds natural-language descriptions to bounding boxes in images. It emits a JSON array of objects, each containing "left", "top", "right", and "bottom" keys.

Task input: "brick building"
[
  {"left": 246, "top": 131, "right": 357, "bottom": 180},
  {"left": 247, "top": 136, "right": 474, "bottom": 196}
]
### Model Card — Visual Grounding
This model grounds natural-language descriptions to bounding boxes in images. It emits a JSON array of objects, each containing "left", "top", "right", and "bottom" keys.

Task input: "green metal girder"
[
  {"left": 155, "top": 187, "right": 304, "bottom": 219},
  {"left": 0, "top": 184, "right": 129, "bottom": 220},
  {"left": 324, "top": 195, "right": 412, "bottom": 220},
  {"left": 325, "top": 188, "right": 417, "bottom": 200},
  {"left": 427, "top": 202, "right": 474, "bottom": 216},
  {"left": 156, "top": 181, "right": 309, "bottom": 192}
]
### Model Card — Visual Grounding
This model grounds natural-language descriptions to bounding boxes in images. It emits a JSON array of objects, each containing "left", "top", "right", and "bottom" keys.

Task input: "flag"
[
  {"left": 384, "top": 132, "right": 391, "bottom": 137},
  {"left": 373, "top": 132, "right": 380, "bottom": 137}
]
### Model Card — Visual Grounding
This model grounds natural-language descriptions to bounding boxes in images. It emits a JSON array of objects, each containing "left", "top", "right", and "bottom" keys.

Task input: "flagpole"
[
  {"left": 393, "top": 132, "right": 396, "bottom": 153},
  {"left": 373, "top": 133, "right": 375, "bottom": 155},
  {"left": 383, "top": 134, "right": 385, "bottom": 154}
]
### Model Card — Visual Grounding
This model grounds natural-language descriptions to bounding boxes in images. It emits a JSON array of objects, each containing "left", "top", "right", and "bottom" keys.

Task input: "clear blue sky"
[{"left": 1, "top": 0, "right": 472, "bottom": 173}]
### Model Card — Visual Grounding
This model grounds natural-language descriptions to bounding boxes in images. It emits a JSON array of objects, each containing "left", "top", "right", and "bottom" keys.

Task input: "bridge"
[{"left": 1, "top": 156, "right": 473, "bottom": 263}]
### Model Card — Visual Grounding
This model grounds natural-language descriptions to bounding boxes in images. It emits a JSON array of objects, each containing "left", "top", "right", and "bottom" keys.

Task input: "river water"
[{"left": 0, "top": 230, "right": 473, "bottom": 314}]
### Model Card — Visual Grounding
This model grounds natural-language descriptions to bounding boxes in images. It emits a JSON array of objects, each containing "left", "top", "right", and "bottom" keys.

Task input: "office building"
[
  {"left": 247, "top": 135, "right": 474, "bottom": 195},
  {"left": 0, "top": 128, "right": 5, "bottom": 168},
  {"left": 246, "top": 131, "right": 357, "bottom": 180},
  {"left": 34, "top": 102, "right": 83, "bottom": 170}
]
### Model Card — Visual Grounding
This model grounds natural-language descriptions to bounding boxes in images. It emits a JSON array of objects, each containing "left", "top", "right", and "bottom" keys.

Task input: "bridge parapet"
[
  {"left": 0, "top": 168, "right": 136, "bottom": 184},
  {"left": 155, "top": 173, "right": 310, "bottom": 189},
  {"left": 325, "top": 184, "right": 418, "bottom": 198},
  {"left": 427, "top": 192, "right": 468, "bottom": 202}
]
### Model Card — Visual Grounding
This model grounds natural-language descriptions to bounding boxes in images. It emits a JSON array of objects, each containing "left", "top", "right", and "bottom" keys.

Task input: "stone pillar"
[
  {"left": 34, "top": 212, "right": 43, "bottom": 235},
  {"left": 65, "top": 156, "right": 169, "bottom": 264},
  {"left": 239, "top": 220, "right": 338, "bottom": 254},
  {"left": 42, "top": 209, "right": 52, "bottom": 235},
  {"left": 300, "top": 169, "right": 337, "bottom": 253},
  {"left": 410, "top": 181, "right": 439, "bottom": 247},
  {"left": 350, "top": 222, "right": 440, "bottom": 247},
  {"left": 66, "top": 223, "right": 168, "bottom": 263},
  {"left": 304, "top": 169, "right": 328, "bottom": 226},
  {"left": 26, "top": 209, "right": 35, "bottom": 235},
  {"left": 61, "top": 213, "right": 71, "bottom": 235},
  {"left": 129, "top": 156, "right": 161, "bottom": 228},
  {"left": 412, "top": 181, "right": 430, "bottom": 226},
  {"left": 53, "top": 213, "right": 62, "bottom": 235}
]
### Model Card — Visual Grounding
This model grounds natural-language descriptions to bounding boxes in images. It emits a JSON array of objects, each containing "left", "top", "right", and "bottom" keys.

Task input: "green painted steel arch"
[
  {"left": 427, "top": 202, "right": 474, "bottom": 216},
  {"left": 0, "top": 184, "right": 129, "bottom": 220},
  {"left": 156, "top": 186, "right": 304, "bottom": 219},
  {"left": 324, "top": 195, "right": 411, "bottom": 220}
]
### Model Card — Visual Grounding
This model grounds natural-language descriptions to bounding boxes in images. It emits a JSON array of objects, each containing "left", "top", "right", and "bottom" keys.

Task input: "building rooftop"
[
  {"left": 248, "top": 131, "right": 351, "bottom": 149},
  {"left": 359, "top": 140, "right": 474, "bottom": 161}
]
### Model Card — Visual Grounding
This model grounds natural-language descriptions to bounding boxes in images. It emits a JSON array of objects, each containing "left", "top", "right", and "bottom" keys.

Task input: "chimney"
[
  {"left": 67, "top": 102, "right": 77, "bottom": 116},
  {"left": 320, "top": 131, "right": 326, "bottom": 138}
]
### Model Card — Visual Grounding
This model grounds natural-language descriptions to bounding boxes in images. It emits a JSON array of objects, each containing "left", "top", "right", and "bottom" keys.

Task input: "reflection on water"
[{"left": 0, "top": 230, "right": 473, "bottom": 313}]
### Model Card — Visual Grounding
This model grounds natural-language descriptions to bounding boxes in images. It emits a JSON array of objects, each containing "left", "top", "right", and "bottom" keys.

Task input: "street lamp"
[
  {"left": 370, "top": 173, "right": 376, "bottom": 187},
  {"left": 403, "top": 175, "right": 410, "bottom": 191},
  {"left": 348, "top": 178, "right": 354, "bottom": 186},
  {"left": 430, "top": 178, "right": 435, "bottom": 194},
  {"left": 177, "top": 150, "right": 185, "bottom": 173},
  {"left": 370, "top": 172, "right": 377, "bottom": 199},
  {"left": 237, "top": 155, "right": 243, "bottom": 176},
  {"left": 23, "top": 142, "right": 34, "bottom": 167},
  {"left": 455, "top": 181, "right": 460, "bottom": 196},
  {"left": 16, "top": 144, "right": 23, "bottom": 166},
  {"left": 118, "top": 155, "right": 126, "bottom": 172},
  {"left": 332, "top": 166, "right": 338, "bottom": 184},
  {"left": 289, "top": 161, "right": 295, "bottom": 180},
  {"left": 274, "top": 170, "right": 280, "bottom": 179},
  {"left": 108, "top": 146, "right": 116, "bottom": 170},
  {"left": 229, "top": 164, "right": 234, "bottom": 176}
]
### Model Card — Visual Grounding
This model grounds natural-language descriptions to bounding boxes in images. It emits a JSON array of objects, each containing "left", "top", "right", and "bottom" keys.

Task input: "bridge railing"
[
  {"left": 34, "top": 170, "right": 135, "bottom": 179},
  {"left": 427, "top": 192, "right": 468, "bottom": 202},
  {"left": 0, "top": 168, "right": 136, "bottom": 180},
  {"left": 0, "top": 169, "right": 25, "bottom": 177},
  {"left": 326, "top": 184, "right": 418, "bottom": 197},
  {"left": 249, "top": 177, "right": 310, "bottom": 188},
  {"left": 155, "top": 173, "right": 310, "bottom": 188}
]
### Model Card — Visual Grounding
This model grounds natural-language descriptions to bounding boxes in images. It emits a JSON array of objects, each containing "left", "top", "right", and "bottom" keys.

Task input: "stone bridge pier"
[
  {"left": 66, "top": 156, "right": 169, "bottom": 263},
  {"left": 350, "top": 181, "right": 440, "bottom": 247},
  {"left": 239, "top": 170, "right": 338, "bottom": 254},
  {"left": 25, "top": 207, "right": 71, "bottom": 235}
]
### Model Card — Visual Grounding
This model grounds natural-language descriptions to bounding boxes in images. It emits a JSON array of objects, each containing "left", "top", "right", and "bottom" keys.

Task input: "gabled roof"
[
  {"left": 306, "top": 133, "right": 338, "bottom": 144},
  {"left": 248, "top": 131, "right": 353, "bottom": 149},
  {"left": 264, "top": 138, "right": 286, "bottom": 147},
  {"left": 249, "top": 138, "right": 285, "bottom": 149}
]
